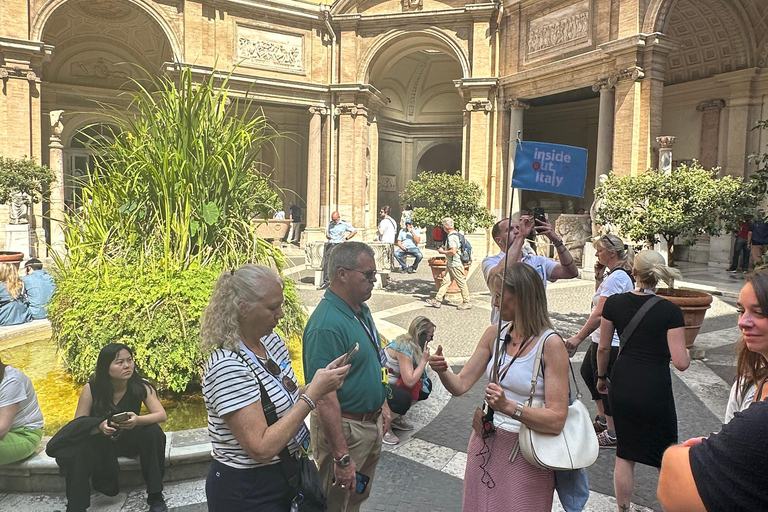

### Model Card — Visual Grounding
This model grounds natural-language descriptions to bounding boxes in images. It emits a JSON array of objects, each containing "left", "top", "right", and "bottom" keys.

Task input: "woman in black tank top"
[{"left": 65, "top": 343, "right": 168, "bottom": 512}]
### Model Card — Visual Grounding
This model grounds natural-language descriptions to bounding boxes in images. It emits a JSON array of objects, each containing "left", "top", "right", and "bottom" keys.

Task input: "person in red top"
[{"left": 728, "top": 218, "right": 751, "bottom": 273}]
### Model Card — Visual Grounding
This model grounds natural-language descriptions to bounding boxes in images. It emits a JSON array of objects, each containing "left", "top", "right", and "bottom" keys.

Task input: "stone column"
[
  {"left": 696, "top": 100, "right": 725, "bottom": 170},
  {"left": 657, "top": 136, "right": 676, "bottom": 174},
  {"left": 593, "top": 78, "right": 617, "bottom": 184},
  {"left": 304, "top": 107, "right": 325, "bottom": 243},
  {"left": 504, "top": 99, "right": 529, "bottom": 216},
  {"left": 49, "top": 110, "right": 66, "bottom": 256}
]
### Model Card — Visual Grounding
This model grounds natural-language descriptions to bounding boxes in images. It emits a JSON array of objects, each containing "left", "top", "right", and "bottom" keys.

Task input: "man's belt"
[{"left": 340, "top": 410, "right": 381, "bottom": 422}]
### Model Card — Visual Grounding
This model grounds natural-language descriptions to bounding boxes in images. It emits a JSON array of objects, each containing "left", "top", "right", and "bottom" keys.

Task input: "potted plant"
[
  {"left": 401, "top": 171, "right": 494, "bottom": 299},
  {"left": 0, "top": 156, "right": 56, "bottom": 267}
]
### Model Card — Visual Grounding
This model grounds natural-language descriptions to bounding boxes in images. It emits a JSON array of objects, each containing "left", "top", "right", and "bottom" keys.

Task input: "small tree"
[
  {"left": 595, "top": 161, "right": 758, "bottom": 265},
  {"left": 400, "top": 171, "right": 495, "bottom": 233},
  {"left": 0, "top": 157, "right": 56, "bottom": 205}
]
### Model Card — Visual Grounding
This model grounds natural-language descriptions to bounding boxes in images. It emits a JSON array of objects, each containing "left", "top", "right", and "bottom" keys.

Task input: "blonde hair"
[
  {"left": 0, "top": 262, "right": 23, "bottom": 299},
  {"left": 200, "top": 264, "right": 283, "bottom": 352},
  {"left": 496, "top": 262, "right": 553, "bottom": 340},
  {"left": 633, "top": 250, "right": 681, "bottom": 289},
  {"left": 392, "top": 316, "right": 435, "bottom": 365},
  {"left": 593, "top": 234, "right": 634, "bottom": 271}
]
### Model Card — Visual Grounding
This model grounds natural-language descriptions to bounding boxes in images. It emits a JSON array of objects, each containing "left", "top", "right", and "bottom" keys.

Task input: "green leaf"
[{"left": 201, "top": 202, "right": 220, "bottom": 225}]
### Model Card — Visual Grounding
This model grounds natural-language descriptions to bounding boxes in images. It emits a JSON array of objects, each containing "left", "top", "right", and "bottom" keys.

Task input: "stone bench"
[
  {"left": 0, "top": 429, "right": 212, "bottom": 493},
  {"left": 305, "top": 241, "right": 394, "bottom": 289}
]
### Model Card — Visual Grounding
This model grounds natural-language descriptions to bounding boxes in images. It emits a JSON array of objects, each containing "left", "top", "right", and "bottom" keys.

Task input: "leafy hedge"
[{"left": 49, "top": 262, "right": 307, "bottom": 392}]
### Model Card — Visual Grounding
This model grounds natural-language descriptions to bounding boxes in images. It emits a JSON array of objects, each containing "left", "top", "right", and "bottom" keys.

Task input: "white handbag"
[{"left": 518, "top": 330, "right": 599, "bottom": 471}]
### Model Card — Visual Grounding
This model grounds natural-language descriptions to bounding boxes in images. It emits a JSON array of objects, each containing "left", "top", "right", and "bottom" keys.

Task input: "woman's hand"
[
  {"left": 564, "top": 336, "right": 581, "bottom": 357},
  {"left": 307, "top": 355, "right": 350, "bottom": 400},
  {"left": 116, "top": 412, "right": 139, "bottom": 430},
  {"left": 485, "top": 383, "right": 509, "bottom": 412},
  {"left": 596, "top": 378, "right": 610, "bottom": 394},
  {"left": 420, "top": 343, "right": 431, "bottom": 365},
  {"left": 428, "top": 345, "right": 448, "bottom": 372},
  {"left": 99, "top": 419, "right": 117, "bottom": 436}
]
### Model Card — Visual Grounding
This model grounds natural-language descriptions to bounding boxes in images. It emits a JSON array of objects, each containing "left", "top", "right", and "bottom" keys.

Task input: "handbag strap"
[
  {"left": 235, "top": 351, "right": 301, "bottom": 483},
  {"left": 523, "top": 329, "right": 585, "bottom": 404},
  {"left": 618, "top": 295, "right": 663, "bottom": 355}
]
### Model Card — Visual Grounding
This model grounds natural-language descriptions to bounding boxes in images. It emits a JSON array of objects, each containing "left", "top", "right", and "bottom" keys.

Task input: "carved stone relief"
[
  {"left": 70, "top": 57, "right": 131, "bottom": 81},
  {"left": 236, "top": 26, "right": 304, "bottom": 73},
  {"left": 401, "top": 0, "right": 423, "bottom": 12},
  {"left": 555, "top": 214, "right": 591, "bottom": 266},
  {"left": 526, "top": 0, "right": 590, "bottom": 62}
]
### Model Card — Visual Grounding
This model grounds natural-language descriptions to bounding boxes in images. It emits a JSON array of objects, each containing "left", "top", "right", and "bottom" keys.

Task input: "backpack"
[{"left": 450, "top": 232, "right": 472, "bottom": 264}]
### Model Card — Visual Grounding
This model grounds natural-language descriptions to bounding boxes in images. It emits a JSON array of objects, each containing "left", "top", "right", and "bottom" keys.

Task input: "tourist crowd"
[{"left": 1, "top": 212, "right": 767, "bottom": 512}]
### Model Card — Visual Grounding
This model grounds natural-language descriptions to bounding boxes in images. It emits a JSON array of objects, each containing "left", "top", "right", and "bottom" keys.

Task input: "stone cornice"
[
  {"left": 0, "top": 37, "right": 54, "bottom": 57},
  {"left": 331, "top": 83, "right": 390, "bottom": 113},
  {"left": 378, "top": 118, "right": 462, "bottom": 137},
  {"left": 331, "top": 5, "right": 494, "bottom": 30},
  {"left": 221, "top": 0, "right": 322, "bottom": 24}
]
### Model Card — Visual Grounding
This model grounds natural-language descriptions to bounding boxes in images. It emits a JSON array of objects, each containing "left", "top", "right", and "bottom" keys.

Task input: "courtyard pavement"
[{"left": 0, "top": 246, "right": 745, "bottom": 511}]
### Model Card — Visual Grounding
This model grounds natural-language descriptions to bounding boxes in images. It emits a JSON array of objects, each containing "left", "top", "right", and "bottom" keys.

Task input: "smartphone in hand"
[
  {"left": 342, "top": 343, "right": 359, "bottom": 365},
  {"left": 111, "top": 411, "right": 130, "bottom": 423}
]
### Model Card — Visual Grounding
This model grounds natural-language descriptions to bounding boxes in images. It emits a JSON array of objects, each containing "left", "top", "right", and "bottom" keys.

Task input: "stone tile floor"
[{"left": 0, "top": 253, "right": 742, "bottom": 511}]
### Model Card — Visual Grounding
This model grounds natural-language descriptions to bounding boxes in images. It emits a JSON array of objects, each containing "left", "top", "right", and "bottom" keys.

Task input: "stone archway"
[{"left": 416, "top": 142, "right": 461, "bottom": 175}]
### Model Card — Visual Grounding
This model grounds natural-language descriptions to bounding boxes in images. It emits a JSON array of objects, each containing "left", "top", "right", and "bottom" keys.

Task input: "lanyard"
[
  {"left": 497, "top": 335, "right": 534, "bottom": 383},
  {"left": 355, "top": 312, "right": 380, "bottom": 354},
  {"left": 239, "top": 342, "right": 296, "bottom": 404}
]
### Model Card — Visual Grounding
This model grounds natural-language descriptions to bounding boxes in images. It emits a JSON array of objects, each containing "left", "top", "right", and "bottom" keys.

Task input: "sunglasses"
[
  {"left": 263, "top": 357, "right": 298, "bottom": 393},
  {"left": 602, "top": 235, "right": 618, "bottom": 250},
  {"left": 343, "top": 268, "right": 377, "bottom": 280}
]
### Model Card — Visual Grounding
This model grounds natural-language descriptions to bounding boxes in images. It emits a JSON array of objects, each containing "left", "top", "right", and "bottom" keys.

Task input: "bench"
[{"left": 305, "top": 241, "right": 393, "bottom": 289}]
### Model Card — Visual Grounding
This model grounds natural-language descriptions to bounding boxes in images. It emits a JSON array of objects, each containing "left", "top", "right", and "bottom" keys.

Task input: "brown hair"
[
  {"left": 495, "top": 262, "right": 553, "bottom": 340},
  {"left": 736, "top": 270, "right": 768, "bottom": 396},
  {"left": 0, "top": 262, "right": 24, "bottom": 299}
]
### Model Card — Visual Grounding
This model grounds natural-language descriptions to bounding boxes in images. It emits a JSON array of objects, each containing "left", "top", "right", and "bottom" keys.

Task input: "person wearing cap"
[{"left": 21, "top": 258, "right": 55, "bottom": 320}]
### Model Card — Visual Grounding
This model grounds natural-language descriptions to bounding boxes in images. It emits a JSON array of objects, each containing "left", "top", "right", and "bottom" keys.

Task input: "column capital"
[
  {"left": 592, "top": 67, "right": 645, "bottom": 92},
  {"left": 696, "top": 99, "right": 726, "bottom": 112},
  {"left": 308, "top": 106, "right": 328, "bottom": 116},
  {"left": 656, "top": 136, "right": 677, "bottom": 148},
  {"left": 502, "top": 99, "right": 530, "bottom": 111},
  {"left": 464, "top": 99, "right": 494, "bottom": 113}
]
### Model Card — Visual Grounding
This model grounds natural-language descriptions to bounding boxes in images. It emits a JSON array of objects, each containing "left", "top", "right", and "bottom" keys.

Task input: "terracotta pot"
[
  {"left": 0, "top": 251, "right": 24, "bottom": 270},
  {"left": 657, "top": 288, "right": 713, "bottom": 348},
  {"left": 428, "top": 256, "right": 471, "bottom": 302}
]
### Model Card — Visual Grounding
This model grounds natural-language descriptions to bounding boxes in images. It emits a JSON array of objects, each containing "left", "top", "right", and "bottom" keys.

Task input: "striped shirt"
[{"left": 202, "top": 332, "right": 300, "bottom": 469}]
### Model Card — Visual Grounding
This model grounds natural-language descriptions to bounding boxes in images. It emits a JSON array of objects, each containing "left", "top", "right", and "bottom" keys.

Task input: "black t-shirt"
[
  {"left": 689, "top": 400, "right": 768, "bottom": 511},
  {"left": 289, "top": 205, "right": 301, "bottom": 223},
  {"left": 602, "top": 293, "right": 685, "bottom": 364}
]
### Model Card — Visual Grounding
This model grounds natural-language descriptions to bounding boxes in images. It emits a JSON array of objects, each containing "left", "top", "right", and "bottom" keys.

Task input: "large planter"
[
  {"left": 428, "top": 256, "right": 471, "bottom": 302},
  {"left": 657, "top": 288, "right": 713, "bottom": 348},
  {"left": 253, "top": 219, "right": 291, "bottom": 241},
  {"left": 0, "top": 251, "right": 24, "bottom": 270}
]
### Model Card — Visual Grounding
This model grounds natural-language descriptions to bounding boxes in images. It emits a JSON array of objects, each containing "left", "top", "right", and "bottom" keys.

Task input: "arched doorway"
[
  {"left": 366, "top": 32, "right": 466, "bottom": 224},
  {"left": 416, "top": 143, "right": 462, "bottom": 175}
]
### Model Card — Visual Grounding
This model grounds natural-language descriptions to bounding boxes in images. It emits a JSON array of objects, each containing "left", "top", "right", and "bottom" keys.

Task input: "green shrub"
[{"left": 49, "top": 261, "right": 307, "bottom": 392}]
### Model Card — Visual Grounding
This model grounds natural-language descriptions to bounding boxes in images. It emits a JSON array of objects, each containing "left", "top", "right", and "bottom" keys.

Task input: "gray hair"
[
  {"left": 442, "top": 217, "right": 454, "bottom": 229},
  {"left": 329, "top": 241, "right": 375, "bottom": 283},
  {"left": 593, "top": 234, "right": 634, "bottom": 271},
  {"left": 200, "top": 264, "right": 283, "bottom": 352}
]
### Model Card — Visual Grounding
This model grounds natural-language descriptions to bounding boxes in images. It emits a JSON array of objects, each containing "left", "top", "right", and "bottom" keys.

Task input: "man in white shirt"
[
  {"left": 376, "top": 206, "right": 397, "bottom": 244},
  {"left": 482, "top": 215, "right": 579, "bottom": 324}
]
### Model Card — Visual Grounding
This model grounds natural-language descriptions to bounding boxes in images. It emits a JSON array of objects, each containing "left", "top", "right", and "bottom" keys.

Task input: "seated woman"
[
  {"left": 201, "top": 264, "right": 349, "bottom": 512},
  {"left": 57, "top": 344, "right": 168, "bottom": 512},
  {"left": 0, "top": 356, "right": 44, "bottom": 464},
  {"left": 382, "top": 316, "right": 433, "bottom": 445},
  {"left": 430, "top": 262, "right": 570, "bottom": 512},
  {"left": 0, "top": 262, "right": 32, "bottom": 326}
]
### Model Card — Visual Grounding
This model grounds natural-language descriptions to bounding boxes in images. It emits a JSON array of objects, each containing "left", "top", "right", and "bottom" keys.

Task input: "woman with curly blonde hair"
[
  {"left": 200, "top": 264, "right": 350, "bottom": 512},
  {"left": 0, "top": 262, "right": 31, "bottom": 326}
]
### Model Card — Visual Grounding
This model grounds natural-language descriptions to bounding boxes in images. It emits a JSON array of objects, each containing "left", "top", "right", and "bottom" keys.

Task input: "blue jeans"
[
  {"left": 394, "top": 247, "right": 422, "bottom": 270},
  {"left": 730, "top": 237, "right": 749, "bottom": 270},
  {"left": 555, "top": 392, "right": 590, "bottom": 512}
]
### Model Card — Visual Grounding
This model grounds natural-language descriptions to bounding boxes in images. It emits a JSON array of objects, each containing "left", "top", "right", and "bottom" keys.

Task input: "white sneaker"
[
  {"left": 382, "top": 430, "right": 399, "bottom": 445},
  {"left": 391, "top": 417, "right": 414, "bottom": 431}
]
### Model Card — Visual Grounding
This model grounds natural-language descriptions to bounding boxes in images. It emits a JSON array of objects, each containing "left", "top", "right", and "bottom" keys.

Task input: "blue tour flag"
[{"left": 512, "top": 142, "right": 588, "bottom": 198}]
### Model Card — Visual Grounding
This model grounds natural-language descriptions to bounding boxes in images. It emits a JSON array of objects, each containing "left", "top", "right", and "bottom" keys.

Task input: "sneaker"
[
  {"left": 457, "top": 302, "right": 472, "bottom": 310},
  {"left": 400, "top": 267, "right": 409, "bottom": 273},
  {"left": 593, "top": 415, "right": 607, "bottom": 433},
  {"left": 147, "top": 494, "right": 168, "bottom": 512},
  {"left": 727, "top": 268, "right": 738, "bottom": 273},
  {"left": 316, "top": 282, "right": 329, "bottom": 290},
  {"left": 391, "top": 416, "right": 414, "bottom": 431},
  {"left": 426, "top": 299, "right": 442, "bottom": 308},
  {"left": 382, "top": 430, "right": 399, "bottom": 445},
  {"left": 407, "top": 266, "right": 414, "bottom": 274},
  {"left": 597, "top": 430, "right": 617, "bottom": 448}
]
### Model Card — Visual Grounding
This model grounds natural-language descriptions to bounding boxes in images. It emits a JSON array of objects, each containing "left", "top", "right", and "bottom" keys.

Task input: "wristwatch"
[{"left": 333, "top": 454, "right": 351, "bottom": 467}]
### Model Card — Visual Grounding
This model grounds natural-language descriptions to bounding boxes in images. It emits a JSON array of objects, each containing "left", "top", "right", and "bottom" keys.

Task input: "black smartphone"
[
  {"left": 111, "top": 411, "right": 130, "bottom": 423},
  {"left": 355, "top": 472, "right": 370, "bottom": 494},
  {"left": 533, "top": 207, "right": 546, "bottom": 224},
  {"left": 332, "top": 472, "right": 370, "bottom": 494}
]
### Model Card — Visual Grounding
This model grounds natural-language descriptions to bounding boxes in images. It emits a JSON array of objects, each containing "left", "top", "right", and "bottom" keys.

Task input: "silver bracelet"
[
  {"left": 512, "top": 401, "right": 524, "bottom": 419},
  {"left": 299, "top": 394, "right": 316, "bottom": 410}
]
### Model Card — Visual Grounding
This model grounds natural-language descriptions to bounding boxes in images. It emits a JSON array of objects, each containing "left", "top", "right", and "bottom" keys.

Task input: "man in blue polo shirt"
[
  {"left": 303, "top": 242, "right": 391, "bottom": 511},
  {"left": 318, "top": 211, "right": 356, "bottom": 290}
]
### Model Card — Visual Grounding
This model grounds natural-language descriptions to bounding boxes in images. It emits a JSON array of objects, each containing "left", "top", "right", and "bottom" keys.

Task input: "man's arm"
[
  {"left": 486, "top": 218, "right": 532, "bottom": 285},
  {"left": 345, "top": 225, "right": 356, "bottom": 241},
  {"left": 410, "top": 227, "right": 421, "bottom": 244},
  {"left": 535, "top": 219, "right": 578, "bottom": 280},
  {"left": 315, "top": 391, "right": 357, "bottom": 490},
  {"left": 658, "top": 445, "right": 707, "bottom": 512}
]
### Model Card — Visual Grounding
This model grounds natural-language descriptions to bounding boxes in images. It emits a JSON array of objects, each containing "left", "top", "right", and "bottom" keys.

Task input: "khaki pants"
[
  {"left": 310, "top": 412, "right": 383, "bottom": 512},
  {"left": 435, "top": 264, "right": 470, "bottom": 302},
  {"left": 750, "top": 244, "right": 767, "bottom": 269}
]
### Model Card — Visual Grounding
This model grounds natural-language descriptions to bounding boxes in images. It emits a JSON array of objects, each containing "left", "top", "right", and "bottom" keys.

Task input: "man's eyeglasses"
[
  {"left": 343, "top": 268, "right": 377, "bottom": 280},
  {"left": 263, "top": 357, "right": 298, "bottom": 393}
]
